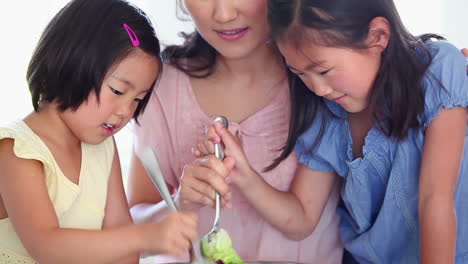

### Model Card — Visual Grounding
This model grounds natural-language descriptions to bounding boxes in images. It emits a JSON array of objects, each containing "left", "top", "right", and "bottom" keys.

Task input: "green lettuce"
[{"left": 200, "top": 229, "right": 244, "bottom": 264}]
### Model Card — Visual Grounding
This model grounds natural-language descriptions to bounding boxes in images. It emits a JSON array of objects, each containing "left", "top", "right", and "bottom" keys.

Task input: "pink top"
[{"left": 134, "top": 64, "right": 343, "bottom": 263}]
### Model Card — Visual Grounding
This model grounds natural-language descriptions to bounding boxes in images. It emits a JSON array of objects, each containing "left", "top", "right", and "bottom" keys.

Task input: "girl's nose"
[
  {"left": 313, "top": 83, "right": 333, "bottom": 97},
  {"left": 213, "top": 0, "right": 237, "bottom": 23},
  {"left": 116, "top": 101, "right": 135, "bottom": 119}
]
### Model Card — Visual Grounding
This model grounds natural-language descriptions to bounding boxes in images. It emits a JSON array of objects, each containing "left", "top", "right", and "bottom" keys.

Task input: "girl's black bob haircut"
[{"left": 27, "top": 0, "right": 161, "bottom": 122}]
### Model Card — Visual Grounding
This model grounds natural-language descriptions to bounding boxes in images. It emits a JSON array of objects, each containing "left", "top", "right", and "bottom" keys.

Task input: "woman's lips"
[{"left": 215, "top": 27, "right": 248, "bottom": 41}]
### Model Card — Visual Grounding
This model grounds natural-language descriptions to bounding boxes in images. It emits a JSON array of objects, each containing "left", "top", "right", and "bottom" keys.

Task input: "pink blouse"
[{"left": 133, "top": 64, "right": 343, "bottom": 263}]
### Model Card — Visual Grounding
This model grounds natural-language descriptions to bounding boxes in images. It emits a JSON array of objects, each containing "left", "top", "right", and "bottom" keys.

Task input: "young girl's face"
[
  {"left": 61, "top": 49, "right": 160, "bottom": 144},
  {"left": 277, "top": 39, "right": 382, "bottom": 113},
  {"left": 183, "top": 0, "right": 270, "bottom": 59}
]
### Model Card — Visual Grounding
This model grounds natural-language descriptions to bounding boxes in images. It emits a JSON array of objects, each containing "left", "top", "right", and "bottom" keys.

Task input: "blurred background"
[{"left": 1, "top": 0, "right": 467, "bottom": 190}]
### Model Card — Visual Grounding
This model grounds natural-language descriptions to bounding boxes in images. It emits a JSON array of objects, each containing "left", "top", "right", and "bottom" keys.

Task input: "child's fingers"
[
  {"left": 170, "top": 239, "right": 188, "bottom": 257},
  {"left": 203, "top": 138, "right": 215, "bottom": 155},
  {"left": 222, "top": 191, "right": 232, "bottom": 209},
  {"left": 206, "top": 125, "right": 221, "bottom": 144},
  {"left": 214, "top": 122, "right": 240, "bottom": 151},
  {"left": 462, "top": 48, "right": 468, "bottom": 57},
  {"left": 192, "top": 146, "right": 201, "bottom": 157},
  {"left": 180, "top": 223, "right": 198, "bottom": 242},
  {"left": 193, "top": 139, "right": 215, "bottom": 156},
  {"left": 176, "top": 237, "right": 192, "bottom": 256},
  {"left": 223, "top": 156, "right": 236, "bottom": 171},
  {"left": 176, "top": 213, "right": 198, "bottom": 242},
  {"left": 196, "top": 142, "right": 210, "bottom": 156}
]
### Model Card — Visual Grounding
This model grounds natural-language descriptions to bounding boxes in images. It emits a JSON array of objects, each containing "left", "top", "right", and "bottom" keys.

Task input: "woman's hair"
[
  {"left": 27, "top": 0, "right": 161, "bottom": 122},
  {"left": 267, "top": 0, "right": 443, "bottom": 168},
  {"left": 160, "top": 0, "right": 217, "bottom": 78}
]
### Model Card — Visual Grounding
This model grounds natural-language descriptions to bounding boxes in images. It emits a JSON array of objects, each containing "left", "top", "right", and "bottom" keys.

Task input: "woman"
[{"left": 127, "top": 0, "right": 343, "bottom": 263}]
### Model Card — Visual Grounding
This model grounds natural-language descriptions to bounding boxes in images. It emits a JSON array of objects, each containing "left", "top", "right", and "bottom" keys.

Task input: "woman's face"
[{"left": 183, "top": 0, "right": 270, "bottom": 59}]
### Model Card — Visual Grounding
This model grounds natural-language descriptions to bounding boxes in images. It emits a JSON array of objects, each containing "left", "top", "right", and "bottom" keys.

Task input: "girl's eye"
[
  {"left": 293, "top": 71, "right": 304, "bottom": 76},
  {"left": 111, "top": 87, "right": 123, "bottom": 95},
  {"left": 134, "top": 98, "right": 143, "bottom": 103},
  {"left": 319, "top": 69, "right": 331, "bottom": 75}
]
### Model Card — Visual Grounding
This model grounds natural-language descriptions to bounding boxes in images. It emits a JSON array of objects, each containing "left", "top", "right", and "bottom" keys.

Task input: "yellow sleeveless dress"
[{"left": 0, "top": 121, "right": 114, "bottom": 263}]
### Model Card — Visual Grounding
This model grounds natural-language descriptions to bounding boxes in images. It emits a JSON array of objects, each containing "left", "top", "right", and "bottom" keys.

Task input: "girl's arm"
[
  {"left": 239, "top": 163, "right": 338, "bottom": 240},
  {"left": 419, "top": 106, "right": 467, "bottom": 264},
  {"left": 101, "top": 140, "right": 139, "bottom": 264},
  {"left": 0, "top": 139, "right": 197, "bottom": 264},
  {"left": 196, "top": 123, "right": 338, "bottom": 240}
]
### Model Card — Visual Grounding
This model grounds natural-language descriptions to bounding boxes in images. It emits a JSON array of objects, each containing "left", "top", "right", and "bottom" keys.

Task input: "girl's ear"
[{"left": 367, "top": 17, "right": 391, "bottom": 52}]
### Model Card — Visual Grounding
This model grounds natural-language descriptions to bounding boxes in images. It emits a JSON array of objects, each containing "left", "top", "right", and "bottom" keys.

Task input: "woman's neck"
[
  {"left": 213, "top": 42, "right": 286, "bottom": 86},
  {"left": 187, "top": 42, "right": 288, "bottom": 123}
]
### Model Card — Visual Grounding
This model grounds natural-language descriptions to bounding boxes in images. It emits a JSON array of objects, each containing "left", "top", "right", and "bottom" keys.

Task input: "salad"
[{"left": 200, "top": 229, "right": 244, "bottom": 264}]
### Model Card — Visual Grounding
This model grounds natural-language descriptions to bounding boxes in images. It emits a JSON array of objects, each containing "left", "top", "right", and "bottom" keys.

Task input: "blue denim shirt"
[{"left": 295, "top": 40, "right": 468, "bottom": 263}]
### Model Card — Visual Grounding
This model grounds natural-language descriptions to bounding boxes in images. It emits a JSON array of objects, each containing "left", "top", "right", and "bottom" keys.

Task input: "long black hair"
[
  {"left": 27, "top": 0, "right": 161, "bottom": 122},
  {"left": 160, "top": 0, "right": 217, "bottom": 78},
  {"left": 267, "top": 0, "right": 443, "bottom": 168}
]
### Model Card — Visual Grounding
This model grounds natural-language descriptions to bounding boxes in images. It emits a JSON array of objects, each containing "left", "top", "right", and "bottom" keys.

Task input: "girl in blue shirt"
[
  {"left": 195, "top": 0, "right": 468, "bottom": 263},
  {"left": 266, "top": 0, "right": 468, "bottom": 263}
]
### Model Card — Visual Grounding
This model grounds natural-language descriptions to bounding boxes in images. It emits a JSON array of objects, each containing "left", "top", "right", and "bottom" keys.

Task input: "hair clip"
[{"left": 123, "top": 23, "right": 140, "bottom": 47}]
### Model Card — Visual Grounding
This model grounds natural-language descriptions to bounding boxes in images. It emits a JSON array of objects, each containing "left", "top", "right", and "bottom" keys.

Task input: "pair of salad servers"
[{"left": 140, "top": 116, "right": 243, "bottom": 264}]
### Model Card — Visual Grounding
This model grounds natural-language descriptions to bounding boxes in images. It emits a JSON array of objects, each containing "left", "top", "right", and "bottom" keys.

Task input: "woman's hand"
[
  {"left": 193, "top": 122, "right": 259, "bottom": 190},
  {"left": 174, "top": 154, "right": 235, "bottom": 212}
]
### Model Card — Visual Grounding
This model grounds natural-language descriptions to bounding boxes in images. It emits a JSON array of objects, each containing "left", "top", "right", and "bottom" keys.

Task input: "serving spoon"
[
  {"left": 200, "top": 116, "right": 229, "bottom": 257},
  {"left": 139, "top": 147, "right": 197, "bottom": 261}
]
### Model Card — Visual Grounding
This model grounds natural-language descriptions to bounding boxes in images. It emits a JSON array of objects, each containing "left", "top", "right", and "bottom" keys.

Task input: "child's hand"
[
  {"left": 175, "top": 155, "right": 234, "bottom": 211},
  {"left": 193, "top": 123, "right": 257, "bottom": 189},
  {"left": 462, "top": 48, "right": 468, "bottom": 57},
  {"left": 142, "top": 211, "right": 198, "bottom": 256}
]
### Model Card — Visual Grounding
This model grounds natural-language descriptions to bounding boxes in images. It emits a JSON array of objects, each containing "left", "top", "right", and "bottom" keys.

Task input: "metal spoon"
[
  {"left": 200, "top": 116, "right": 228, "bottom": 257},
  {"left": 139, "top": 147, "right": 197, "bottom": 261}
]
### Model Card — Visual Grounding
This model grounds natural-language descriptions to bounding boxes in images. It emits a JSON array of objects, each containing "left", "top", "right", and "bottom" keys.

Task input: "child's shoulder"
[
  {"left": 0, "top": 120, "right": 52, "bottom": 163},
  {"left": 0, "top": 121, "right": 51, "bottom": 177},
  {"left": 295, "top": 106, "right": 347, "bottom": 172},
  {"left": 425, "top": 40, "right": 467, "bottom": 69},
  {"left": 421, "top": 40, "right": 468, "bottom": 128},
  {"left": 0, "top": 120, "right": 35, "bottom": 143}
]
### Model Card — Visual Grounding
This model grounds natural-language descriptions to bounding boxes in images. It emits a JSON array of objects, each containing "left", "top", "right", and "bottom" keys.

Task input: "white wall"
[
  {"left": 0, "top": 0, "right": 467, "bottom": 186},
  {"left": 394, "top": 0, "right": 468, "bottom": 47}
]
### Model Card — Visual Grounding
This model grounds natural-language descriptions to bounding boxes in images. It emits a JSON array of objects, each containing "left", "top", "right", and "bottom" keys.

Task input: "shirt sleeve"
[
  {"left": 422, "top": 40, "right": 468, "bottom": 128},
  {"left": 294, "top": 110, "right": 344, "bottom": 172}
]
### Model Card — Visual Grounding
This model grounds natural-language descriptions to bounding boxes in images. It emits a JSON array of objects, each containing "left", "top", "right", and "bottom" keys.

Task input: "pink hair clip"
[{"left": 123, "top": 23, "right": 140, "bottom": 47}]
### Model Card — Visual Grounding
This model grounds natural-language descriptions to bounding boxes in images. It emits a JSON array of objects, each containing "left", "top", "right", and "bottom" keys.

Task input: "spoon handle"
[
  {"left": 212, "top": 116, "right": 228, "bottom": 230},
  {"left": 140, "top": 147, "right": 177, "bottom": 211},
  {"left": 140, "top": 147, "right": 196, "bottom": 261},
  {"left": 213, "top": 144, "right": 223, "bottom": 228}
]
